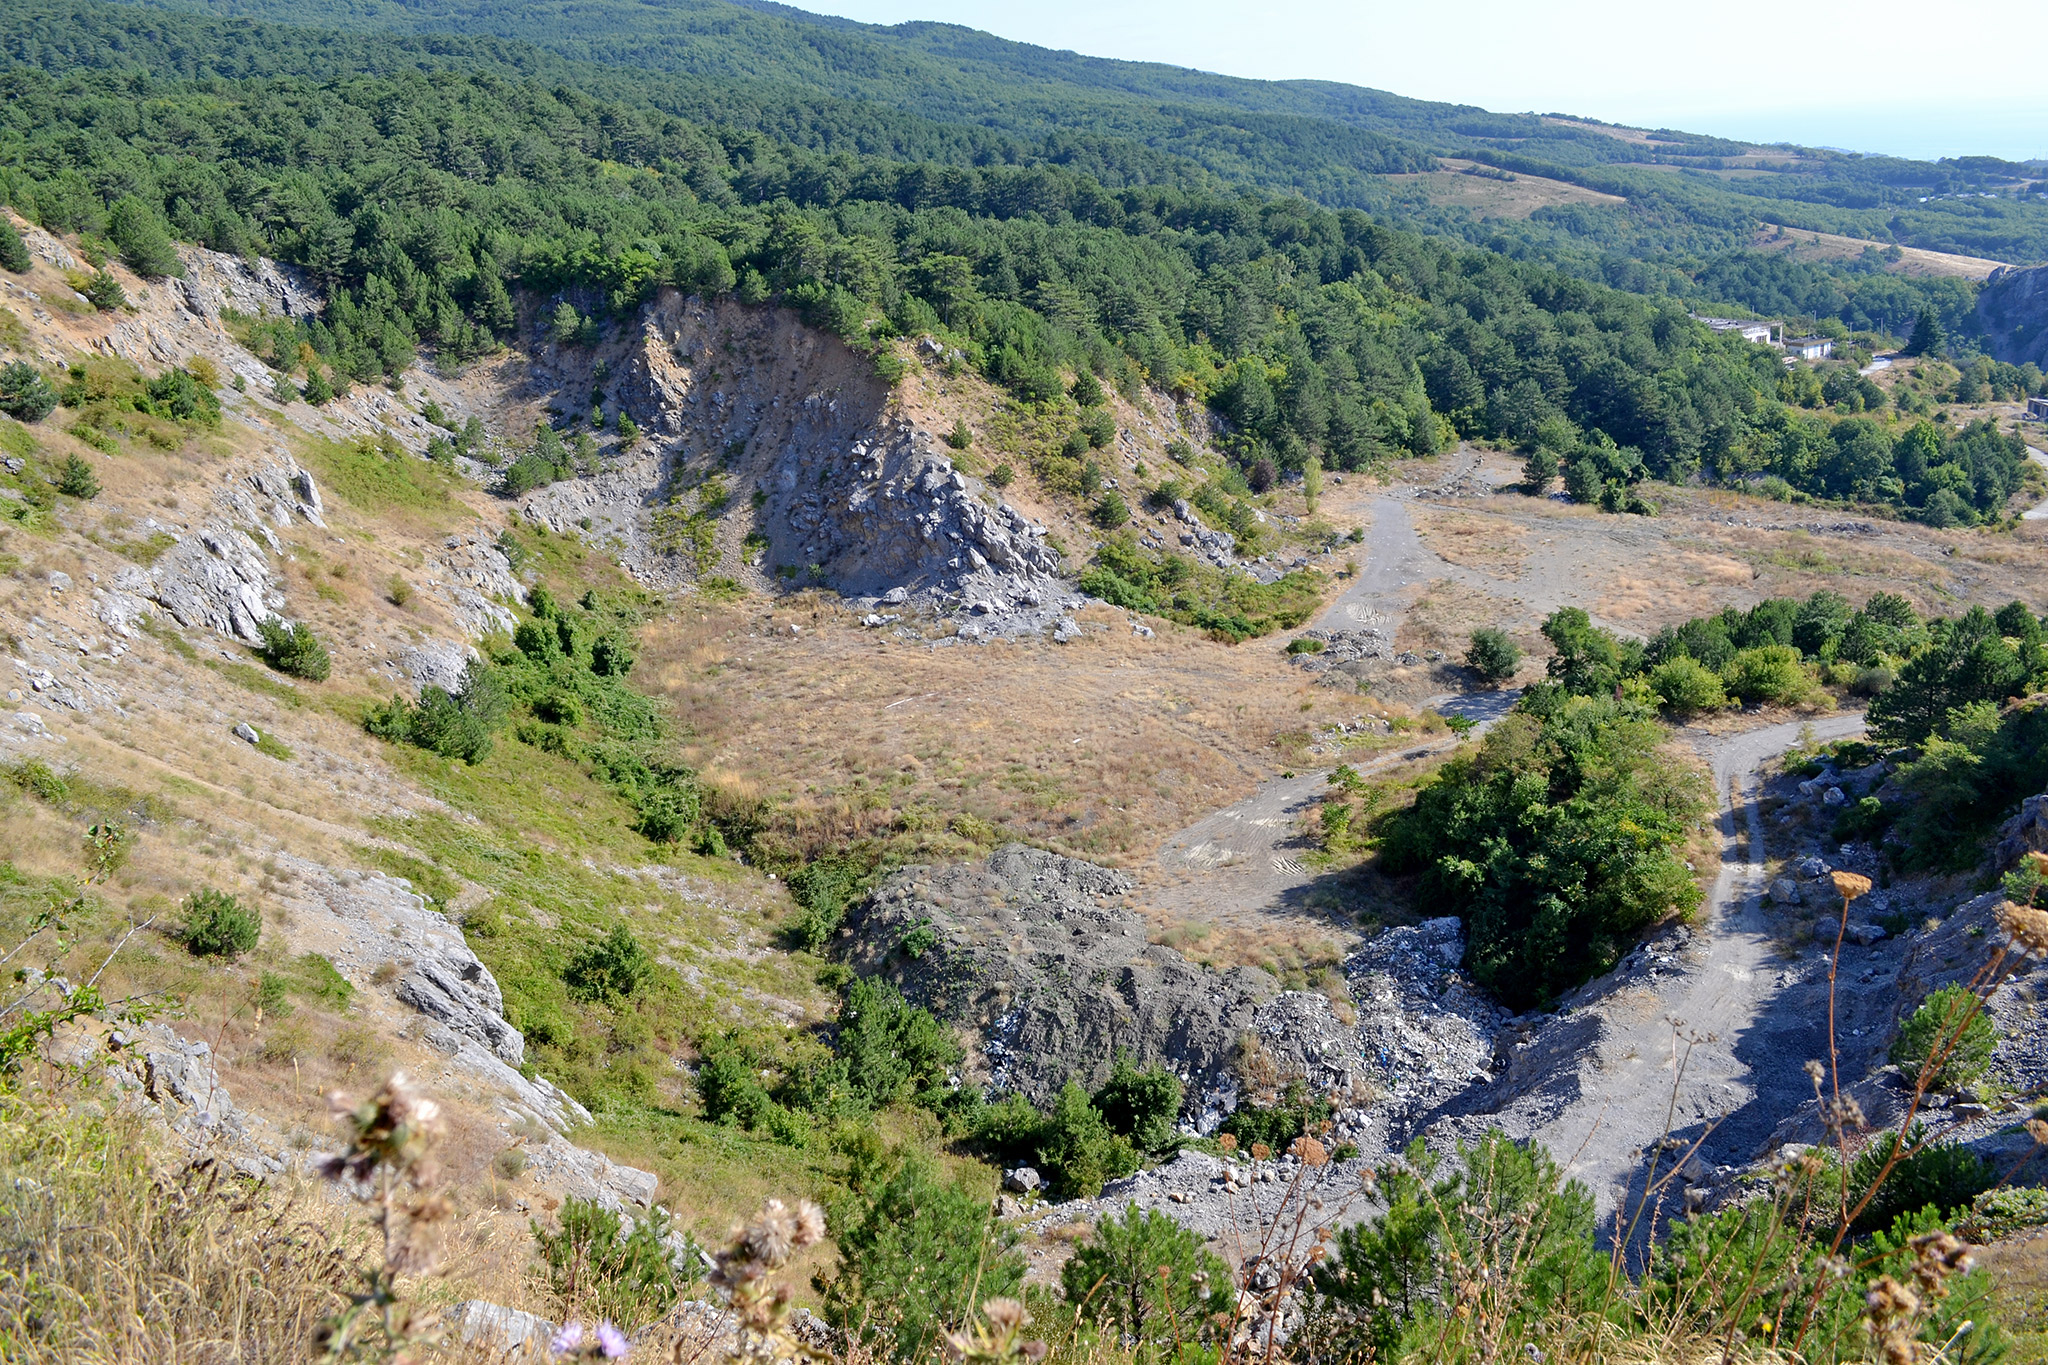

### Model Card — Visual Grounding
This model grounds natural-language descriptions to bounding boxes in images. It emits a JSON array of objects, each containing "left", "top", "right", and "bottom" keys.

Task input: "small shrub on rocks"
[
  {"left": 181, "top": 888, "right": 260, "bottom": 959},
  {"left": 1889, "top": 984, "right": 1997, "bottom": 1091},
  {"left": 254, "top": 618, "right": 330, "bottom": 681}
]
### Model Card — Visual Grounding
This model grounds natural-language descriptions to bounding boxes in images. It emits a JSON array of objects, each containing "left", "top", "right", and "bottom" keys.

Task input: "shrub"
[
  {"left": 1286, "top": 637, "right": 1326, "bottom": 655},
  {"left": 181, "top": 889, "right": 260, "bottom": 958},
  {"left": 1220, "top": 1079, "right": 1330, "bottom": 1152},
  {"left": 533, "top": 1197, "right": 695, "bottom": 1331},
  {"left": 562, "top": 923, "right": 653, "bottom": 1003},
  {"left": 1089, "top": 1053, "right": 1183, "bottom": 1153},
  {"left": 1465, "top": 628, "right": 1521, "bottom": 686},
  {"left": 1722, "top": 644, "right": 1814, "bottom": 706},
  {"left": 1847, "top": 1124, "right": 1996, "bottom": 1233},
  {"left": 1889, "top": 984, "right": 1997, "bottom": 1090},
  {"left": 0, "top": 361, "right": 57, "bottom": 421},
  {"left": 1091, "top": 490, "right": 1130, "bottom": 529},
  {"left": 1311, "top": 1133, "right": 1605, "bottom": 1362},
  {"left": 1061, "top": 1203, "right": 1230, "bottom": 1346},
  {"left": 785, "top": 850, "right": 880, "bottom": 951},
  {"left": 1032, "top": 1081, "right": 1140, "bottom": 1198},
  {"left": 988, "top": 462, "right": 1013, "bottom": 488},
  {"left": 255, "top": 618, "right": 331, "bottom": 681},
  {"left": 1380, "top": 692, "right": 1709, "bottom": 1009},
  {"left": 944, "top": 418, "right": 971, "bottom": 450},
  {"left": 833, "top": 976, "right": 961, "bottom": 1111},
  {"left": 54, "top": 454, "right": 99, "bottom": 499},
  {"left": 614, "top": 411, "right": 638, "bottom": 448},
  {"left": 1078, "top": 407, "right": 1116, "bottom": 449},
  {"left": 82, "top": 270, "right": 126, "bottom": 312},
  {"left": 819, "top": 1156, "right": 1024, "bottom": 1361},
  {"left": 1648, "top": 654, "right": 1726, "bottom": 716},
  {"left": 299, "top": 366, "right": 333, "bottom": 405}
]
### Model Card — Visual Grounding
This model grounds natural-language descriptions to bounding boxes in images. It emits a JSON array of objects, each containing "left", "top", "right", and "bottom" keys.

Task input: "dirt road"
[
  {"left": 2027, "top": 446, "right": 2048, "bottom": 521},
  {"left": 1523, "top": 712, "right": 1867, "bottom": 1212}
]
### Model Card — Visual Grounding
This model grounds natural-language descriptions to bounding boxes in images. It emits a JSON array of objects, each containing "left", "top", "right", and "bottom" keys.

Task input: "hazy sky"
[{"left": 794, "top": 0, "right": 2048, "bottom": 162}]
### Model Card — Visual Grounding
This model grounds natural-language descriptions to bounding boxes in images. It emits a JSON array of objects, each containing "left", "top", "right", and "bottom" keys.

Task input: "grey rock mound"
[
  {"left": 1344, "top": 917, "right": 1508, "bottom": 1148},
  {"left": 840, "top": 845, "right": 1364, "bottom": 1122}
]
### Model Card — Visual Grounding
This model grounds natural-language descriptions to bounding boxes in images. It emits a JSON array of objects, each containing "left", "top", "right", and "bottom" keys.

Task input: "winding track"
[{"left": 1525, "top": 712, "right": 1866, "bottom": 1210}]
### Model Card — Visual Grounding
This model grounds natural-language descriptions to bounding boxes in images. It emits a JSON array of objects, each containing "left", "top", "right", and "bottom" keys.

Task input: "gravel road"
[
  {"left": 1518, "top": 712, "right": 1868, "bottom": 1213},
  {"left": 2027, "top": 446, "right": 2048, "bottom": 521}
]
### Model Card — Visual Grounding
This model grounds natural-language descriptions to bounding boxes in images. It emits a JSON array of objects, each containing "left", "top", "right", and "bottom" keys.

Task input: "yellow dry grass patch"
[
  {"left": 1411, "top": 505, "right": 1529, "bottom": 575},
  {"left": 1751, "top": 222, "right": 2007, "bottom": 279},
  {"left": 642, "top": 598, "right": 1359, "bottom": 864},
  {"left": 1389, "top": 159, "right": 1626, "bottom": 220}
]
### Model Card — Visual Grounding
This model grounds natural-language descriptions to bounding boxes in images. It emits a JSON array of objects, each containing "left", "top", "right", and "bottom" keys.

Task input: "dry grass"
[
  {"left": 1388, "top": 159, "right": 1626, "bottom": 220},
  {"left": 1750, "top": 222, "right": 2008, "bottom": 279},
  {"left": 639, "top": 596, "right": 1364, "bottom": 865},
  {"left": 1410, "top": 506, "right": 1528, "bottom": 575}
]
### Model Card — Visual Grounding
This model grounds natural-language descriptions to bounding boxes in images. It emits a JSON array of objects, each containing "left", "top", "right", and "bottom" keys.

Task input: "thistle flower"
[
  {"left": 595, "top": 1321, "right": 629, "bottom": 1358},
  {"left": 552, "top": 1322, "right": 586, "bottom": 1357}
]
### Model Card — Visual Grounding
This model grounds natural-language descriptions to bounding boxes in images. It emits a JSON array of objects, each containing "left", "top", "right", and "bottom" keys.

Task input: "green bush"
[
  {"left": 563, "top": 923, "right": 653, "bottom": 1003},
  {"left": 1847, "top": 1124, "right": 1996, "bottom": 1233},
  {"left": 533, "top": 1197, "right": 696, "bottom": 1331},
  {"left": 82, "top": 271, "right": 125, "bottom": 312},
  {"left": 107, "top": 196, "right": 183, "bottom": 279},
  {"left": 1089, "top": 1053, "right": 1183, "bottom": 1153},
  {"left": 1722, "top": 644, "right": 1814, "bottom": 706},
  {"left": 1091, "top": 490, "right": 1130, "bottom": 529},
  {"left": 1889, "top": 984, "right": 1997, "bottom": 1090},
  {"left": 0, "top": 361, "right": 58, "bottom": 422},
  {"left": 1285, "top": 636, "right": 1325, "bottom": 655},
  {"left": 1219, "top": 1078, "right": 1330, "bottom": 1152},
  {"left": 832, "top": 976, "right": 962, "bottom": 1111},
  {"left": 181, "top": 888, "right": 260, "bottom": 959},
  {"left": 1061, "top": 1203, "right": 1230, "bottom": 1346},
  {"left": 1310, "top": 1133, "right": 1605, "bottom": 1362},
  {"left": 784, "top": 849, "right": 880, "bottom": 951},
  {"left": 53, "top": 454, "right": 99, "bottom": 499},
  {"left": 818, "top": 1156, "right": 1023, "bottom": 1360},
  {"left": 1380, "top": 691, "right": 1709, "bottom": 1009},
  {"left": 1464, "top": 627, "right": 1521, "bottom": 686},
  {"left": 1648, "top": 654, "right": 1726, "bottom": 716},
  {"left": 254, "top": 618, "right": 331, "bottom": 681}
]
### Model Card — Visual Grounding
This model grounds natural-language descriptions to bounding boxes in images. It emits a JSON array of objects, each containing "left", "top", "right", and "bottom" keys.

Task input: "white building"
[
  {"left": 1696, "top": 316, "right": 1781, "bottom": 346},
  {"left": 1784, "top": 336, "right": 1834, "bottom": 362}
]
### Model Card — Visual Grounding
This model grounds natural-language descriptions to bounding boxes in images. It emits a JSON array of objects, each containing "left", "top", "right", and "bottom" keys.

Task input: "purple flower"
[
  {"left": 596, "top": 1321, "right": 629, "bottom": 1358},
  {"left": 550, "top": 1322, "right": 585, "bottom": 1357}
]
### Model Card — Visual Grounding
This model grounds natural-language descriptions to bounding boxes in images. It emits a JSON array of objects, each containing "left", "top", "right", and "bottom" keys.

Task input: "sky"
[{"left": 791, "top": 0, "right": 2048, "bottom": 162}]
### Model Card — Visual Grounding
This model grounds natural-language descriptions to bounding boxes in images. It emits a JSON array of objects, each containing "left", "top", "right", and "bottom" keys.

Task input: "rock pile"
[
  {"left": 839, "top": 845, "right": 1366, "bottom": 1122},
  {"left": 1343, "top": 918, "right": 1507, "bottom": 1150}
]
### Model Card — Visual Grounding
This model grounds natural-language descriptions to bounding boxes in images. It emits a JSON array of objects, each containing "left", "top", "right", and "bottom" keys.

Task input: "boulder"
[
  {"left": 1995, "top": 793, "right": 2048, "bottom": 869},
  {"left": 1769, "top": 878, "right": 1803, "bottom": 906},
  {"left": 1003, "top": 1166, "right": 1042, "bottom": 1194},
  {"left": 838, "top": 845, "right": 1364, "bottom": 1119}
]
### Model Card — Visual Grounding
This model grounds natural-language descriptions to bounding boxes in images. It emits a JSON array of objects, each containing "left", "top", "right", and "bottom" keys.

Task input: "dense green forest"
[
  {"left": 115, "top": 0, "right": 2048, "bottom": 270},
  {"left": 8, "top": 0, "right": 2037, "bottom": 337},
  {"left": 0, "top": 0, "right": 2040, "bottom": 526}
]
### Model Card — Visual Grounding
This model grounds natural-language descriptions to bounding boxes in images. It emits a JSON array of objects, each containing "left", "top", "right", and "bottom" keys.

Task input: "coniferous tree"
[
  {"left": 0, "top": 215, "right": 29, "bottom": 273},
  {"left": 1905, "top": 307, "right": 1945, "bottom": 358}
]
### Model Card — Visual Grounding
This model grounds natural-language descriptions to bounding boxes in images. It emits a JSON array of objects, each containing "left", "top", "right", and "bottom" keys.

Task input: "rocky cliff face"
[
  {"left": 1975, "top": 264, "right": 2048, "bottom": 369},
  {"left": 511, "top": 292, "right": 1082, "bottom": 636}
]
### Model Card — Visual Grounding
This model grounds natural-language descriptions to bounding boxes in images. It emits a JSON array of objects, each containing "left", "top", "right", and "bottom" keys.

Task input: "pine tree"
[
  {"left": 1905, "top": 307, "right": 1945, "bottom": 358},
  {"left": 300, "top": 366, "right": 334, "bottom": 405},
  {"left": 0, "top": 215, "right": 29, "bottom": 273}
]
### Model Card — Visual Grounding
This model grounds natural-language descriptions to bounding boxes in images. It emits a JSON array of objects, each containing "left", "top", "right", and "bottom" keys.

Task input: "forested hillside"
[
  {"left": 3, "top": 0, "right": 2037, "bottom": 529},
  {"left": 116, "top": 0, "right": 2048, "bottom": 275}
]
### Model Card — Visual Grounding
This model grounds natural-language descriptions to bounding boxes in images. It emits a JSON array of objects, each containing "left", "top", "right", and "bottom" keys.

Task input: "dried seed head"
[
  {"left": 1831, "top": 870, "right": 1873, "bottom": 902},
  {"left": 1290, "top": 1136, "right": 1329, "bottom": 1167},
  {"left": 1251, "top": 1142, "right": 1271, "bottom": 1161},
  {"left": 1804, "top": 1059, "right": 1826, "bottom": 1084},
  {"left": 1218, "top": 1133, "right": 1238, "bottom": 1153},
  {"left": 2025, "top": 1117, "right": 2048, "bottom": 1146},
  {"left": 1998, "top": 899, "right": 2048, "bottom": 956}
]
